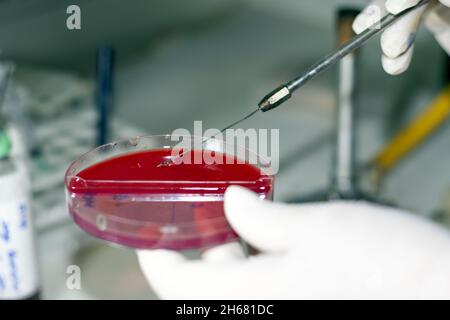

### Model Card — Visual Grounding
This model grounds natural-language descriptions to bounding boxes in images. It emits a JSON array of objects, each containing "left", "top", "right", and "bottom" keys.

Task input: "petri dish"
[{"left": 64, "top": 135, "right": 275, "bottom": 250}]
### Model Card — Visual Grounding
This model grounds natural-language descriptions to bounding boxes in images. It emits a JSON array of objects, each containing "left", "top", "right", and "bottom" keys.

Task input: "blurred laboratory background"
[{"left": 0, "top": 0, "right": 449, "bottom": 299}]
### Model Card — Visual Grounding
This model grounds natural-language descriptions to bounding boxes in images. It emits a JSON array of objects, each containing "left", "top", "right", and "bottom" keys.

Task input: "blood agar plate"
[{"left": 65, "top": 135, "right": 275, "bottom": 250}]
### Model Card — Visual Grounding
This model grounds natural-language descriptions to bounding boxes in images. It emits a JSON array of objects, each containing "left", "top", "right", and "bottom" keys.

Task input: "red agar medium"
[{"left": 66, "top": 149, "right": 274, "bottom": 250}]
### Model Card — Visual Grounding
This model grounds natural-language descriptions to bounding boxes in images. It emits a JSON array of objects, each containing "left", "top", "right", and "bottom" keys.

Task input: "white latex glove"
[
  {"left": 353, "top": 0, "right": 450, "bottom": 75},
  {"left": 137, "top": 186, "right": 450, "bottom": 300}
]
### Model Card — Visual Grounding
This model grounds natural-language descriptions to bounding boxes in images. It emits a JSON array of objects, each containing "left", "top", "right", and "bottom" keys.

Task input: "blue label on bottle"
[
  {"left": 0, "top": 196, "right": 38, "bottom": 298},
  {"left": 8, "top": 250, "right": 19, "bottom": 291},
  {"left": 19, "top": 203, "right": 28, "bottom": 229},
  {"left": 0, "top": 221, "right": 9, "bottom": 242},
  {"left": 0, "top": 273, "right": 5, "bottom": 292}
]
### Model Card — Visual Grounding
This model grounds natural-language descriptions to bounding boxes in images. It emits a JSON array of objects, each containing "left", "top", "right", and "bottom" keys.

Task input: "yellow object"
[{"left": 374, "top": 85, "right": 450, "bottom": 172}]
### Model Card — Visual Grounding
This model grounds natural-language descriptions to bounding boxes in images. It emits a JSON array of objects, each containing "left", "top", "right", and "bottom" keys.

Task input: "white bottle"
[{"left": 0, "top": 132, "right": 40, "bottom": 299}]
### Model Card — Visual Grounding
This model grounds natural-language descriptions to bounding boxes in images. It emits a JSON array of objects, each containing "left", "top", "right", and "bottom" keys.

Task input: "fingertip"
[
  {"left": 386, "top": 0, "right": 421, "bottom": 15},
  {"left": 353, "top": 15, "right": 369, "bottom": 34},
  {"left": 225, "top": 185, "right": 259, "bottom": 202},
  {"left": 224, "top": 186, "right": 261, "bottom": 216},
  {"left": 224, "top": 186, "right": 293, "bottom": 253},
  {"left": 224, "top": 186, "right": 271, "bottom": 233},
  {"left": 382, "top": 48, "right": 414, "bottom": 75},
  {"left": 352, "top": 1, "right": 387, "bottom": 34},
  {"left": 224, "top": 186, "right": 262, "bottom": 231}
]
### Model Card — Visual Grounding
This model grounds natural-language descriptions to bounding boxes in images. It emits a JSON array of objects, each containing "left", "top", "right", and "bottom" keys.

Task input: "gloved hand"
[
  {"left": 137, "top": 186, "right": 450, "bottom": 300},
  {"left": 353, "top": 0, "right": 450, "bottom": 75}
]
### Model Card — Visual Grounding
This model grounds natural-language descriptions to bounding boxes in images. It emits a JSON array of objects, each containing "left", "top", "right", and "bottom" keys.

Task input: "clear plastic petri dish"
[{"left": 64, "top": 135, "right": 275, "bottom": 250}]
